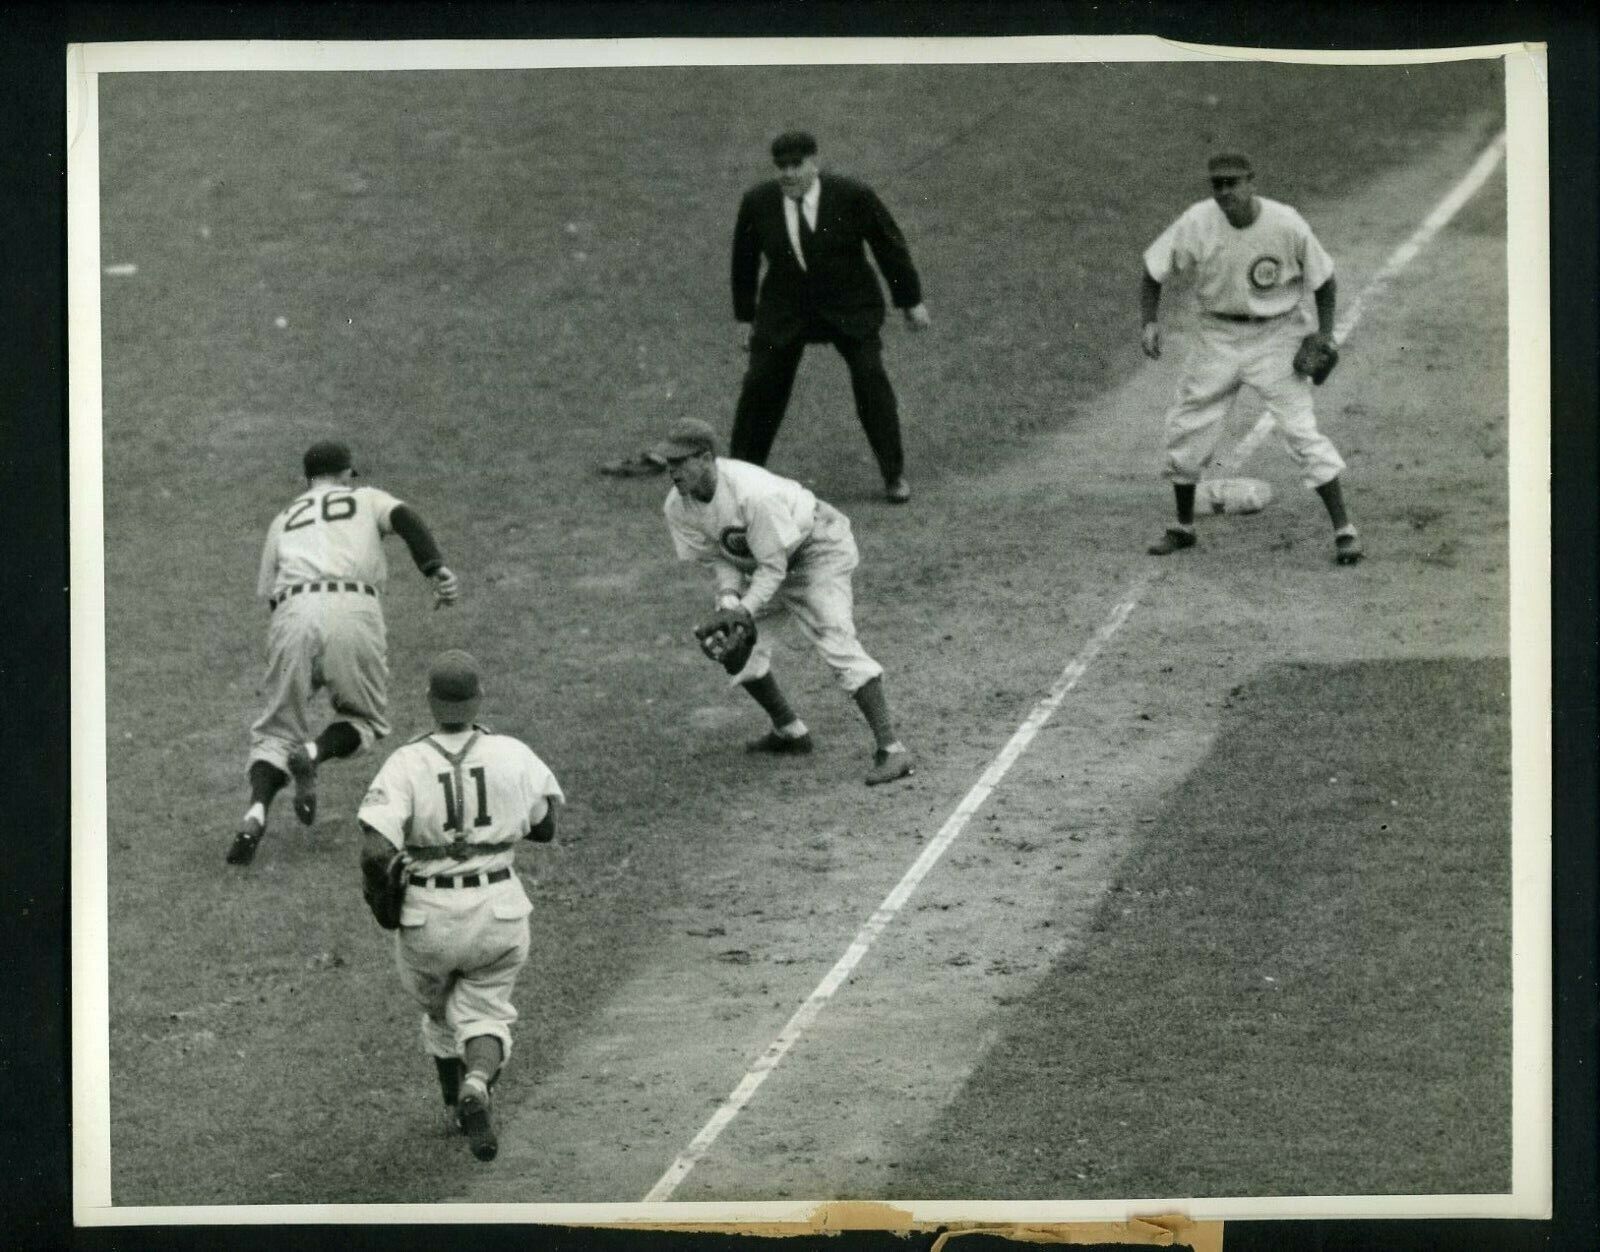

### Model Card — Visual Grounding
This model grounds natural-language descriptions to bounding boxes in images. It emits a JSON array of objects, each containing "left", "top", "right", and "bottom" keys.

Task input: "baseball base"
[{"left": 1197, "top": 477, "right": 1273, "bottom": 515}]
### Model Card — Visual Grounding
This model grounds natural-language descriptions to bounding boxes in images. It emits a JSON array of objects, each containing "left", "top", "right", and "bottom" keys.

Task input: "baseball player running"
[
  {"left": 655, "top": 417, "right": 916, "bottom": 786},
  {"left": 1139, "top": 152, "right": 1363, "bottom": 565},
  {"left": 357, "top": 650, "right": 563, "bottom": 1162},
  {"left": 227, "top": 440, "right": 461, "bottom": 866}
]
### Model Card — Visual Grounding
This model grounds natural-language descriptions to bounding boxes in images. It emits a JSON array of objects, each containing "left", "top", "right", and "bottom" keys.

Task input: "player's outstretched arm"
[
  {"left": 1313, "top": 276, "right": 1338, "bottom": 338},
  {"left": 389, "top": 503, "right": 459, "bottom": 607},
  {"left": 1139, "top": 270, "right": 1163, "bottom": 359},
  {"left": 430, "top": 566, "right": 460, "bottom": 609}
]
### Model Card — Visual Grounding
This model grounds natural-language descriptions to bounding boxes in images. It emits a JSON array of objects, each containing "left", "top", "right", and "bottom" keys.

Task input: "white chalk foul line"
[
  {"left": 1223, "top": 132, "right": 1507, "bottom": 471},
  {"left": 642, "top": 573, "right": 1153, "bottom": 1203}
]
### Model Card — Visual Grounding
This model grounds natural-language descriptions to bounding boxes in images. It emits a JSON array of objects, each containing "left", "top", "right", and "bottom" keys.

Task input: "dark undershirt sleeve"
[
  {"left": 389, "top": 504, "right": 444, "bottom": 576},
  {"left": 526, "top": 808, "right": 556, "bottom": 843}
]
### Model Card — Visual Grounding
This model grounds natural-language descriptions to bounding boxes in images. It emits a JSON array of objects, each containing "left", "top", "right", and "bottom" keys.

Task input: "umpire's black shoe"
[
  {"left": 747, "top": 729, "right": 814, "bottom": 755},
  {"left": 287, "top": 744, "right": 318, "bottom": 826},
  {"left": 1147, "top": 526, "right": 1197, "bottom": 556},
  {"left": 885, "top": 477, "right": 911, "bottom": 504},
  {"left": 458, "top": 1080, "right": 498, "bottom": 1162},
  {"left": 226, "top": 816, "right": 264, "bottom": 866}
]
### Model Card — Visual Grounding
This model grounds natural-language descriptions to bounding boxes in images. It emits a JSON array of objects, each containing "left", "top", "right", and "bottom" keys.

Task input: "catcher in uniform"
[
  {"left": 1139, "top": 153, "right": 1362, "bottom": 565},
  {"left": 654, "top": 417, "right": 915, "bottom": 786},
  {"left": 227, "top": 440, "right": 462, "bottom": 866},
  {"left": 357, "top": 650, "right": 563, "bottom": 1162}
]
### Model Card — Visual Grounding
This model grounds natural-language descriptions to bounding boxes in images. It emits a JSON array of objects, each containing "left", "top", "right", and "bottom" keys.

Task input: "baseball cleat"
[
  {"left": 1147, "top": 527, "right": 1197, "bottom": 556},
  {"left": 458, "top": 1083, "right": 498, "bottom": 1162},
  {"left": 747, "top": 729, "right": 814, "bottom": 755},
  {"left": 884, "top": 477, "right": 912, "bottom": 504},
  {"left": 865, "top": 747, "right": 916, "bottom": 786},
  {"left": 225, "top": 816, "right": 265, "bottom": 866},
  {"left": 1334, "top": 532, "right": 1364, "bottom": 565},
  {"left": 286, "top": 744, "right": 318, "bottom": 826}
]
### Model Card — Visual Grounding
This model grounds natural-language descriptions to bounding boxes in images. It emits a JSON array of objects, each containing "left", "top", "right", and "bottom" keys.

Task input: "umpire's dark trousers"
[{"left": 730, "top": 325, "right": 904, "bottom": 484}]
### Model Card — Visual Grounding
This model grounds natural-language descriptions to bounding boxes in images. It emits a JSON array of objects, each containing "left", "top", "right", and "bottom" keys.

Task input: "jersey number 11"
[{"left": 437, "top": 767, "right": 493, "bottom": 831}]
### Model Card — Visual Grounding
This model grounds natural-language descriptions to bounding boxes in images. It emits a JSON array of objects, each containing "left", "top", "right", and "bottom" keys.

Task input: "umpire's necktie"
[{"left": 796, "top": 199, "right": 814, "bottom": 266}]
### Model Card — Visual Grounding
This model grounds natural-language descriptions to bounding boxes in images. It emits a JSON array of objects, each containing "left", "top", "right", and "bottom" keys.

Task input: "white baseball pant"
[
  {"left": 394, "top": 876, "right": 532, "bottom": 1061},
  {"left": 730, "top": 506, "right": 884, "bottom": 694},
  {"left": 249, "top": 591, "right": 391, "bottom": 772},
  {"left": 1163, "top": 314, "right": 1346, "bottom": 489}
]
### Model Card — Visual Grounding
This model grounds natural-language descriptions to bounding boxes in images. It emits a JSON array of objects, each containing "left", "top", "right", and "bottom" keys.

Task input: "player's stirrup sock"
[
  {"left": 1315, "top": 476, "right": 1352, "bottom": 530},
  {"left": 741, "top": 674, "right": 801, "bottom": 734},
  {"left": 462, "top": 1035, "right": 504, "bottom": 1087},
  {"left": 247, "top": 760, "right": 288, "bottom": 807},
  {"left": 314, "top": 721, "right": 364, "bottom": 763},
  {"left": 852, "top": 676, "right": 899, "bottom": 752},
  {"left": 434, "top": 1057, "right": 464, "bottom": 1107},
  {"left": 1173, "top": 482, "right": 1197, "bottom": 527}
]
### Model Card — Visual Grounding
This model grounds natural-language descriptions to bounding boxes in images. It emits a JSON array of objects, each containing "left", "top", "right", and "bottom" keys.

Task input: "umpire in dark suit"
[{"left": 730, "top": 131, "right": 931, "bottom": 504}]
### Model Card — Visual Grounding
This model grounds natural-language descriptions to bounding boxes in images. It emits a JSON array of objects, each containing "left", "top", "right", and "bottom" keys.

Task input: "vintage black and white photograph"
[{"left": 68, "top": 36, "right": 1549, "bottom": 1225}]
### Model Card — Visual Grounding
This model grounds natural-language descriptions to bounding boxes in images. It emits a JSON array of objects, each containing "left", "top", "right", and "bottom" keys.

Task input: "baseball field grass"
[
  {"left": 902, "top": 657, "right": 1513, "bottom": 1198},
  {"left": 92, "top": 57, "right": 1509, "bottom": 1206}
]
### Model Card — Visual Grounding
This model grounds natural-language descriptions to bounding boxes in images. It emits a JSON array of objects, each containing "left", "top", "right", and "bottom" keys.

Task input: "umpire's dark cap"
[
  {"left": 1207, "top": 152, "right": 1253, "bottom": 178},
  {"left": 303, "top": 440, "right": 357, "bottom": 478},
  {"left": 652, "top": 418, "right": 718, "bottom": 462},
  {"left": 771, "top": 130, "right": 818, "bottom": 165},
  {"left": 428, "top": 649, "right": 482, "bottom": 723}
]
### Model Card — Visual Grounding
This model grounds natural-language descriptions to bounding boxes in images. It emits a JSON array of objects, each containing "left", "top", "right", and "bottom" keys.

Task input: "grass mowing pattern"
[{"left": 902, "top": 658, "right": 1512, "bottom": 1199}]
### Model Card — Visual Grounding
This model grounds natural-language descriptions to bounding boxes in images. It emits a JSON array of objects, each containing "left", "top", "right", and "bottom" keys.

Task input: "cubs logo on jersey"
[
  {"left": 1248, "top": 255, "right": 1283, "bottom": 290},
  {"left": 719, "top": 527, "right": 753, "bottom": 560}
]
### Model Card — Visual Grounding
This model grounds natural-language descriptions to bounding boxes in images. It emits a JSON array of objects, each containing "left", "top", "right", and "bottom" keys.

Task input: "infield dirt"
[{"left": 91, "top": 58, "right": 1512, "bottom": 1208}]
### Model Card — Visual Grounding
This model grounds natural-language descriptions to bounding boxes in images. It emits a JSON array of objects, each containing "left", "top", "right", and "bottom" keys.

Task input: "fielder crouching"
[
  {"left": 655, "top": 417, "right": 915, "bottom": 786},
  {"left": 356, "top": 650, "right": 564, "bottom": 1162}
]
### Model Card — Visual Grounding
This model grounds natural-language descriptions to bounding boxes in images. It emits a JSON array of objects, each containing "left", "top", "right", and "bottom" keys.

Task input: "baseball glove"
[
  {"left": 694, "top": 606, "right": 757, "bottom": 675},
  {"left": 1293, "top": 332, "right": 1340, "bottom": 385},
  {"left": 362, "top": 850, "right": 410, "bottom": 930}
]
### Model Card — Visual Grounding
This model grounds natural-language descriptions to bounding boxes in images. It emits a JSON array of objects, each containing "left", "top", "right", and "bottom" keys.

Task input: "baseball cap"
[
  {"left": 1207, "top": 152, "right": 1254, "bottom": 178},
  {"left": 651, "top": 417, "right": 718, "bottom": 462},
  {"left": 303, "top": 439, "right": 357, "bottom": 478},
  {"left": 428, "top": 649, "right": 482, "bottom": 723},
  {"left": 771, "top": 130, "right": 818, "bottom": 165}
]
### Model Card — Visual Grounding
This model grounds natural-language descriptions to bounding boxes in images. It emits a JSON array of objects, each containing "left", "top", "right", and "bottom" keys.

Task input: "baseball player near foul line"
[
  {"left": 228, "top": 440, "right": 461, "bottom": 866},
  {"left": 357, "top": 650, "right": 564, "bottom": 1162},
  {"left": 656, "top": 417, "right": 916, "bottom": 787},
  {"left": 1140, "top": 152, "right": 1363, "bottom": 566}
]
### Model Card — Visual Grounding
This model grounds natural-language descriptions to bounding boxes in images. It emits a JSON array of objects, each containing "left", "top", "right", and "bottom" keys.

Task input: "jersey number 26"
[{"left": 284, "top": 490, "right": 357, "bottom": 532}]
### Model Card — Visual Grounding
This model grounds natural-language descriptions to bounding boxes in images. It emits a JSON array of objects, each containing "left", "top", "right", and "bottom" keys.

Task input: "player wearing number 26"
[
  {"left": 228, "top": 440, "right": 462, "bottom": 866},
  {"left": 357, "top": 650, "right": 564, "bottom": 1161}
]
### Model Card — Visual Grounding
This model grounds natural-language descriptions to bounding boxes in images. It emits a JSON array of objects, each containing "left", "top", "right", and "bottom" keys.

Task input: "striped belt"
[
  {"left": 409, "top": 867, "right": 513, "bottom": 890},
  {"left": 270, "top": 581, "right": 378, "bottom": 610},
  {"left": 1207, "top": 310, "right": 1292, "bottom": 323}
]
